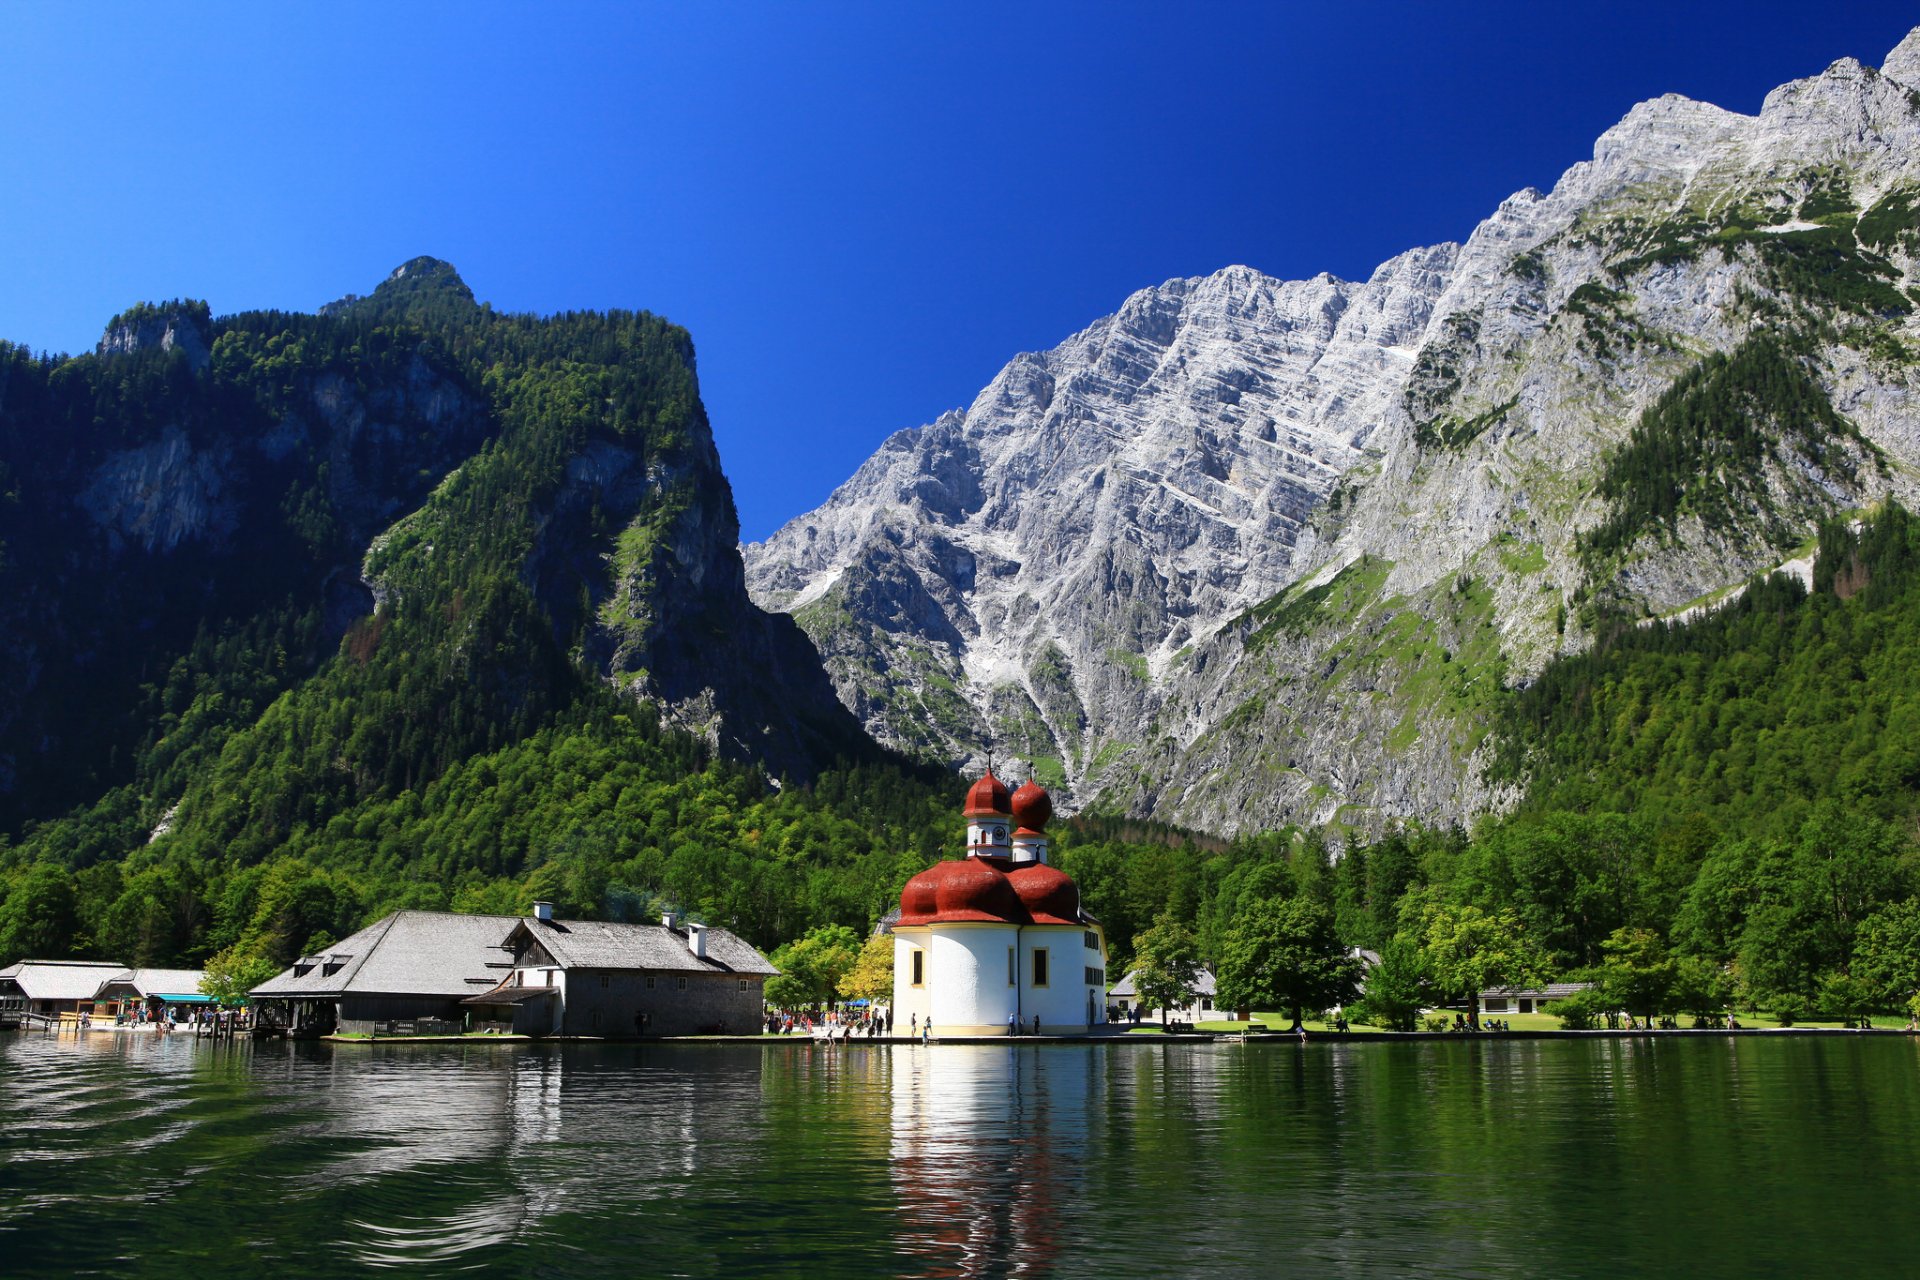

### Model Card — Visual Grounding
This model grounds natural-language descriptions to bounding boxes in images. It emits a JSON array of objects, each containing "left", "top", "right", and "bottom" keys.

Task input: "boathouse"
[
  {"left": 90, "top": 968, "right": 210, "bottom": 1020},
  {"left": 0, "top": 959, "right": 127, "bottom": 1018},
  {"left": 250, "top": 910, "right": 525, "bottom": 1035},
  {"left": 462, "top": 905, "right": 776, "bottom": 1037}
]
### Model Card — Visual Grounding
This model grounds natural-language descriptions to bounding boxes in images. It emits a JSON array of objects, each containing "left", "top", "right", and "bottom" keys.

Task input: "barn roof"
[
  {"left": 509, "top": 917, "right": 778, "bottom": 976},
  {"left": 251, "top": 911, "right": 521, "bottom": 999}
]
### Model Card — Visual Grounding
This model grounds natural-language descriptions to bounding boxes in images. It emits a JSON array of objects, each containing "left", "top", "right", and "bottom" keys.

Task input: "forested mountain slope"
[
  {"left": 746, "top": 28, "right": 1920, "bottom": 837},
  {"left": 0, "top": 260, "right": 934, "bottom": 971}
]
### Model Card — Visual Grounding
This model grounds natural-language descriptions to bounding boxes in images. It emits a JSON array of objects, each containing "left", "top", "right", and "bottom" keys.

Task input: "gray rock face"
[
  {"left": 97, "top": 304, "right": 212, "bottom": 371},
  {"left": 79, "top": 427, "right": 236, "bottom": 553},
  {"left": 746, "top": 29, "right": 1920, "bottom": 834}
]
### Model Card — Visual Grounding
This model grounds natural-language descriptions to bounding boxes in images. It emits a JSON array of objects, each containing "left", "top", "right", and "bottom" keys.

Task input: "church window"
[
  {"left": 911, "top": 949, "right": 925, "bottom": 987},
  {"left": 1033, "top": 949, "right": 1050, "bottom": 988},
  {"left": 1008, "top": 947, "right": 1016, "bottom": 986}
]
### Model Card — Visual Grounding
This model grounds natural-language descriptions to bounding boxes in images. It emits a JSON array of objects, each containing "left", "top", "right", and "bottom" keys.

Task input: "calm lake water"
[{"left": 2, "top": 1032, "right": 1916, "bottom": 1278}]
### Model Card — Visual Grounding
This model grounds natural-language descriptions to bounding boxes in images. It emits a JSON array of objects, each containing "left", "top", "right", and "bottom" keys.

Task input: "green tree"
[
  {"left": 0, "top": 863, "right": 81, "bottom": 964},
  {"left": 1215, "top": 897, "right": 1360, "bottom": 1031},
  {"left": 1670, "top": 953, "right": 1734, "bottom": 1023},
  {"left": 1597, "top": 927, "right": 1678, "bottom": 1023},
  {"left": 1414, "top": 899, "right": 1552, "bottom": 1030},
  {"left": 1350, "top": 935, "right": 1427, "bottom": 1031},
  {"left": 1853, "top": 897, "right": 1920, "bottom": 1018},
  {"left": 1129, "top": 913, "right": 1205, "bottom": 1025},
  {"left": 199, "top": 942, "right": 283, "bottom": 1006},
  {"left": 764, "top": 923, "right": 861, "bottom": 1007}
]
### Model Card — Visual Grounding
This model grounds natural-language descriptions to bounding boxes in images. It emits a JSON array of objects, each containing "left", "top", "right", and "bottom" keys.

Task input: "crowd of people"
[
  {"left": 106, "top": 1004, "right": 251, "bottom": 1035},
  {"left": 764, "top": 1005, "right": 893, "bottom": 1039}
]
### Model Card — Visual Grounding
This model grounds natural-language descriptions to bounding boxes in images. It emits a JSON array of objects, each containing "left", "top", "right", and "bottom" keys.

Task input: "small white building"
[
  {"left": 891, "top": 772, "right": 1108, "bottom": 1036},
  {"left": 1478, "top": 982, "right": 1592, "bottom": 1016},
  {"left": 1108, "top": 968, "right": 1219, "bottom": 1023}
]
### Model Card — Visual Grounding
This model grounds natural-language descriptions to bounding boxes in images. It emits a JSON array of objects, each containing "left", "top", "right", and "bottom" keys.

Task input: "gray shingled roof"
[
  {"left": 251, "top": 911, "right": 521, "bottom": 999},
  {"left": 513, "top": 917, "right": 778, "bottom": 975},
  {"left": 0, "top": 960, "right": 129, "bottom": 1002},
  {"left": 1108, "top": 967, "right": 1217, "bottom": 999},
  {"left": 96, "top": 968, "right": 207, "bottom": 999}
]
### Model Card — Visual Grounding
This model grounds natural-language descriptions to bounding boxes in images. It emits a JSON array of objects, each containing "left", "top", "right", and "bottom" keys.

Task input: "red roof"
[
  {"left": 963, "top": 771, "right": 1012, "bottom": 817},
  {"left": 897, "top": 858, "right": 1026, "bottom": 926},
  {"left": 1007, "top": 862, "right": 1080, "bottom": 926},
  {"left": 1010, "top": 779, "right": 1052, "bottom": 834}
]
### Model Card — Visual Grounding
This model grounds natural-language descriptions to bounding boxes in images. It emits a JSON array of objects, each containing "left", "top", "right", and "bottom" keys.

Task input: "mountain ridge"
[{"left": 743, "top": 26, "right": 1920, "bottom": 835}]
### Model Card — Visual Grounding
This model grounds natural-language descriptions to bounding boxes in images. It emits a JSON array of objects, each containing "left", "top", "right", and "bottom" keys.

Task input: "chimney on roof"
[
  {"left": 687, "top": 922, "right": 707, "bottom": 959},
  {"left": 533, "top": 901, "right": 554, "bottom": 922},
  {"left": 661, "top": 911, "right": 679, "bottom": 931}
]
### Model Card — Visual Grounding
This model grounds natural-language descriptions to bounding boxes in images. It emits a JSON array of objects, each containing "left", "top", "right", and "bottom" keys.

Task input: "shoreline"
[{"left": 288, "top": 1025, "right": 1920, "bottom": 1046}]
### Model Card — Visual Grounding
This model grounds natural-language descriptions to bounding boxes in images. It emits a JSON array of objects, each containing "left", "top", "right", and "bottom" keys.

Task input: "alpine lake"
[{"left": 2, "top": 1030, "right": 1916, "bottom": 1278}]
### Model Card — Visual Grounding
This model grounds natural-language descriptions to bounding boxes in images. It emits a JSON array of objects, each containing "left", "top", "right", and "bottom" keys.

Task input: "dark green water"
[{"left": 2, "top": 1032, "right": 1916, "bottom": 1278}]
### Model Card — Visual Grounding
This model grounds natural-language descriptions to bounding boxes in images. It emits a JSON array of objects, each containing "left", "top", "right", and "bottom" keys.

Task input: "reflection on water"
[
  {"left": 1, "top": 1032, "right": 1917, "bottom": 1278},
  {"left": 890, "top": 1047, "right": 1095, "bottom": 1276}
]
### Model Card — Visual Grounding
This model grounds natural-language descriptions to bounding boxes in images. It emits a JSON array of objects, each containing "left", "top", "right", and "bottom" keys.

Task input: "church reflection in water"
[{"left": 888, "top": 1044, "right": 1102, "bottom": 1277}]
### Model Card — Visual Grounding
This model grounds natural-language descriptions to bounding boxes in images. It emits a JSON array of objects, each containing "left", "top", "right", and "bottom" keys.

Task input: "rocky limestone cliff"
[
  {"left": 745, "top": 28, "right": 1920, "bottom": 835},
  {"left": 97, "top": 301, "right": 212, "bottom": 371}
]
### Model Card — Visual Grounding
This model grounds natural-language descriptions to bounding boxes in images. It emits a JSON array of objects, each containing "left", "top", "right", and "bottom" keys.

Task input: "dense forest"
[
  {"left": 1, "top": 264, "right": 1917, "bottom": 1024},
  {"left": 0, "top": 261, "right": 935, "bottom": 986},
  {"left": 1059, "top": 506, "right": 1920, "bottom": 1022}
]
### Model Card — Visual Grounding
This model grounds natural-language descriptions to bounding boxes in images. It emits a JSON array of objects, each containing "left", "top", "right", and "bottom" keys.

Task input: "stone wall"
[{"left": 560, "top": 969, "right": 764, "bottom": 1037}]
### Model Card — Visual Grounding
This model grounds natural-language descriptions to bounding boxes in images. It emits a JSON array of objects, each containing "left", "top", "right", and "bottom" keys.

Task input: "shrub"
[
  {"left": 1772, "top": 994, "right": 1809, "bottom": 1027},
  {"left": 1547, "top": 987, "right": 1609, "bottom": 1030}
]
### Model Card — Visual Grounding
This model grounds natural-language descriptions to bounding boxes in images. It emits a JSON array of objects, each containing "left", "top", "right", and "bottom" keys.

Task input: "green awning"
[{"left": 153, "top": 993, "right": 216, "bottom": 1003}]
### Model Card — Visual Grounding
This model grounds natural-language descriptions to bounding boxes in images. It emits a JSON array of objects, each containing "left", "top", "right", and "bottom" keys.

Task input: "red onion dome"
[
  {"left": 900, "top": 863, "right": 941, "bottom": 924},
  {"left": 963, "top": 770, "right": 1012, "bottom": 817},
  {"left": 1007, "top": 862, "right": 1080, "bottom": 926},
  {"left": 898, "top": 858, "right": 1027, "bottom": 926},
  {"left": 1010, "top": 780, "right": 1052, "bottom": 833}
]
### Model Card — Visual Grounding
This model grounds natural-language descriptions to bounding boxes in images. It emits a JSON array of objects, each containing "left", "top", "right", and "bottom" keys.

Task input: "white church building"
[{"left": 891, "top": 771, "right": 1109, "bottom": 1035}]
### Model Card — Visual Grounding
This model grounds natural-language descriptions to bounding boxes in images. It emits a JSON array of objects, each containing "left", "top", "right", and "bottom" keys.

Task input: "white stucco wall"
[
  {"left": 893, "top": 931, "right": 933, "bottom": 1029},
  {"left": 1018, "top": 926, "right": 1096, "bottom": 1028},
  {"left": 930, "top": 926, "right": 1019, "bottom": 1030},
  {"left": 895, "top": 920, "right": 1109, "bottom": 1035}
]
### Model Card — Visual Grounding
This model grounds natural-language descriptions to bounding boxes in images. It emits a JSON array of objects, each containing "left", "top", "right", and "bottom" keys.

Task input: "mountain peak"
[
  {"left": 373, "top": 256, "right": 475, "bottom": 304},
  {"left": 319, "top": 257, "right": 479, "bottom": 323},
  {"left": 1882, "top": 26, "right": 1920, "bottom": 86}
]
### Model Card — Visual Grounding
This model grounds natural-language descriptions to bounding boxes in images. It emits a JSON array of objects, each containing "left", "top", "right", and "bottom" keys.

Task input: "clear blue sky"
[{"left": 2, "top": 4, "right": 1914, "bottom": 541}]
